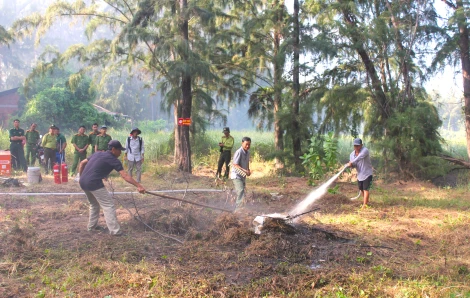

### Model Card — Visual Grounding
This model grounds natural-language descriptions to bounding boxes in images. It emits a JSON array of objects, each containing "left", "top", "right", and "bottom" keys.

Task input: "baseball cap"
[
  {"left": 223, "top": 127, "right": 230, "bottom": 133},
  {"left": 108, "top": 140, "right": 125, "bottom": 150},
  {"left": 353, "top": 138, "right": 363, "bottom": 146},
  {"left": 101, "top": 125, "right": 107, "bottom": 129},
  {"left": 50, "top": 124, "right": 57, "bottom": 129}
]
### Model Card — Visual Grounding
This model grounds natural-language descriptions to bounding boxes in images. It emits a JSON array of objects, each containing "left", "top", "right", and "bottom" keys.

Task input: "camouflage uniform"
[
  {"left": 88, "top": 131, "right": 100, "bottom": 154},
  {"left": 25, "top": 129, "right": 40, "bottom": 166},
  {"left": 95, "top": 134, "right": 112, "bottom": 152},
  {"left": 71, "top": 133, "right": 89, "bottom": 175}
]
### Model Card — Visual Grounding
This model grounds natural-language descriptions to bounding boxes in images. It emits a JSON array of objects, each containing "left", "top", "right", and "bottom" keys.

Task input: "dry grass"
[{"left": 1, "top": 162, "right": 470, "bottom": 297}]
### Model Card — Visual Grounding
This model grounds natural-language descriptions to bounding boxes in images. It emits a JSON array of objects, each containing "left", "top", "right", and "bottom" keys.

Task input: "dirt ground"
[{"left": 1, "top": 168, "right": 470, "bottom": 297}]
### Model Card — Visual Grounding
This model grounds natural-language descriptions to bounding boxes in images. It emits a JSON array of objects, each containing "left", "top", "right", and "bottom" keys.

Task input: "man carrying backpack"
[{"left": 125, "top": 127, "right": 144, "bottom": 183}]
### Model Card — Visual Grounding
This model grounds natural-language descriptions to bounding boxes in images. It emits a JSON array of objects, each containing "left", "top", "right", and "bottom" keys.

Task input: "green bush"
[{"left": 301, "top": 132, "right": 340, "bottom": 185}]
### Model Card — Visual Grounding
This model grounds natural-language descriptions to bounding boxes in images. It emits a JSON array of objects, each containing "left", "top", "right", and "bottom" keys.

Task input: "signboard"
[{"left": 177, "top": 118, "right": 191, "bottom": 126}]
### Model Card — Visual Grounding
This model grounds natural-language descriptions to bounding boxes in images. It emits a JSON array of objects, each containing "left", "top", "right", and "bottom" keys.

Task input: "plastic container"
[
  {"left": 27, "top": 167, "right": 41, "bottom": 183},
  {"left": 0, "top": 151, "right": 11, "bottom": 176}
]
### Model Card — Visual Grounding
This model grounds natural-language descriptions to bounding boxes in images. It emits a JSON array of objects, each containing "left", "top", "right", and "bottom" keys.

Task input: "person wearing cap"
[
  {"left": 78, "top": 140, "right": 146, "bottom": 236},
  {"left": 25, "top": 123, "right": 40, "bottom": 166},
  {"left": 70, "top": 125, "right": 90, "bottom": 176},
  {"left": 216, "top": 127, "right": 235, "bottom": 179},
  {"left": 125, "top": 127, "right": 145, "bottom": 183},
  {"left": 54, "top": 127, "right": 67, "bottom": 164},
  {"left": 95, "top": 125, "right": 112, "bottom": 152},
  {"left": 9, "top": 119, "right": 27, "bottom": 172},
  {"left": 347, "top": 138, "right": 373, "bottom": 208},
  {"left": 88, "top": 123, "right": 100, "bottom": 154},
  {"left": 41, "top": 125, "right": 57, "bottom": 174}
]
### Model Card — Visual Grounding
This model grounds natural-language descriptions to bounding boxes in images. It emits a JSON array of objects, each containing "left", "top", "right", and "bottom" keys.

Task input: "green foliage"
[
  {"left": 130, "top": 120, "right": 169, "bottom": 133},
  {"left": 301, "top": 132, "right": 340, "bottom": 184},
  {"left": 378, "top": 100, "right": 443, "bottom": 178},
  {"left": 0, "top": 128, "right": 10, "bottom": 150},
  {"left": 17, "top": 71, "right": 115, "bottom": 132}
]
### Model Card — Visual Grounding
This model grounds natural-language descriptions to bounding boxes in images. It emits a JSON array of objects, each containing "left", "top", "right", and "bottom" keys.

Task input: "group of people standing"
[{"left": 8, "top": 119, "right": 145, "bottom": 182}]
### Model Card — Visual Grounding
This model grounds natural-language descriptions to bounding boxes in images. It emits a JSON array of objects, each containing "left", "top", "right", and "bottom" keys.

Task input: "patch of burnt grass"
[{"left": 143, "top": 207, "right": 198, "bottom": 235}]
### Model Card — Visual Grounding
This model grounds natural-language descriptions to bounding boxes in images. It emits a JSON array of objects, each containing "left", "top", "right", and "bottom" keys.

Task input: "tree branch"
[{"left": 61, "top": 13, "right": 127, "bottom": 24}]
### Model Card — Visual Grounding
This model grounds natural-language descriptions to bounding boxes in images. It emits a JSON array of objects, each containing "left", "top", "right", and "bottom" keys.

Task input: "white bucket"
[{"left": 27, "top": 167, "right": 41, "bottom": 184}]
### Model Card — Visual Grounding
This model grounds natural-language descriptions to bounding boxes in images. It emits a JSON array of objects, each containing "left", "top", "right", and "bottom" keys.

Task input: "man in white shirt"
[
  {"left": 125, "top": 127, "right": 145, "bottom": 183},
  {"left": 347, "top": 138, "right": 373, "bottom": 208}
]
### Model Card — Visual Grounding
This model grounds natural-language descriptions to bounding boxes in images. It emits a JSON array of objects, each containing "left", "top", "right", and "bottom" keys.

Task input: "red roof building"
[{"left": 0, "top": 87, "right": 19, "bottom": 126}]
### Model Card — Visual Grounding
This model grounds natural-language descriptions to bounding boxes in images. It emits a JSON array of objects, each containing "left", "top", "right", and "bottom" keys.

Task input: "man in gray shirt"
[
  {"left": 231, "top": 137, "right": 251, "bottom": 209},
  {"left": 347, "top": 138, "right": 373, "bottom": 208}
]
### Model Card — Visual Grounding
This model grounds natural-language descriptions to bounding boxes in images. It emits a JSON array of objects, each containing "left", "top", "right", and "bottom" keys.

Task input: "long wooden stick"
[{"left": 146, "top": 191, "right": 233, "bottom": 213}]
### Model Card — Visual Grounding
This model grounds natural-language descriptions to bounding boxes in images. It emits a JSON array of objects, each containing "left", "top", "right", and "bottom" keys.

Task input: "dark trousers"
[
  {"left": 217, "top": 150, "right": 231, "bottom": 178},
  {"left": 43, "top": 148, "right": 56, "bottom": 174},
  {"left": 10, "top": 142, "right": 27, "bottom": 172}
]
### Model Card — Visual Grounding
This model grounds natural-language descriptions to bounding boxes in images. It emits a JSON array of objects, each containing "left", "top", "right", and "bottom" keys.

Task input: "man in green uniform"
[
  {"left": 25, "top": 123, "right": 40, "bottom": 166},
  {"left": 95, "top": 125, "right": 112, "bottom": 152},
  {"left": 54, "top": 127, "right": 67, "bottom": 164},
  {"left": 41, "top": 125, "right": 57, "bottom": 174},
  {"left": 71, "top": 125, "right": 90, "bottom": 176},
  {"left": 88, "top": 123, "right": 100, "bottom": 154},
  {"left": 216, "top": 127, "right": 235, "bottom": 179},
  {"left": 9, "top": 119, "right": 27, "bottom": 172}
]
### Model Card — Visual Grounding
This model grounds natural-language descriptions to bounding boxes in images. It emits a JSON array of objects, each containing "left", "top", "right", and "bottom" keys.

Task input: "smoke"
[{"left": 289, "top": 166, "right": 347, "bottom": 217}]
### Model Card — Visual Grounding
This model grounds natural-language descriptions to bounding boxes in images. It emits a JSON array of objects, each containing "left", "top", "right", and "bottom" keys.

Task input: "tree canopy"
[{"left": 2, "top": 0, "right": 467, "bottom": 176}]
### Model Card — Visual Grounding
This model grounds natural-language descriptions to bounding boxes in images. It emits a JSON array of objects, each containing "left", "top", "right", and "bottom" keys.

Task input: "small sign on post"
[{"left": 178, "top": 118, "right": 191, "bottom": 126}]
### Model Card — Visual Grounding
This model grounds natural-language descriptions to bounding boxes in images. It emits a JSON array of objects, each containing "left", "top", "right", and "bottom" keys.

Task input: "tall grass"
[
  {"left": 440, "top": 129, "right": 468, "bottom": 160},
  {"left": 3, "top": 125, "right": 469, "bottom": 175}
]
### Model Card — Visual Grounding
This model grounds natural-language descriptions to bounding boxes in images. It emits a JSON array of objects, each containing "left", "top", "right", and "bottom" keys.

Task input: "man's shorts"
[{"left": 358, "top": 175, "right": 373, "bottom": 191}]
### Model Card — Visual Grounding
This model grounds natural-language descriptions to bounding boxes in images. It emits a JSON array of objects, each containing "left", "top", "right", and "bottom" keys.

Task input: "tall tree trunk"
[
  {"left": 291, "top": 0, "right": 302, "bottom": 171},
  {"left": 342, "top": 8, "right": 389, "bottom": 125},
  {"left": 273, "top": 0, "right": 284, "bottom": 169},
  {"left": 385, "top": 0, "right": 414, "bottom": 108},
  {"left": 174, "top": 102, "right": 181, "bottom": 164},
  {"left": 177, "top": 0, "right": 192, "bottom": 172},
  {"left": 444, "top": 0, "right": 470, "bottom": 159},
  {"left": 458, "top": 8, "right": 470, "bottom": 160}
]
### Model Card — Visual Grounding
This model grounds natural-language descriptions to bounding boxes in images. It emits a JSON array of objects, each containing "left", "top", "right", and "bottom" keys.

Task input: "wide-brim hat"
[
  {"left": 108, "top": 140, "right": 125, "bottom": 151},
  {"left": 130, "top": 127, "right": 141, "bottom": 135}
]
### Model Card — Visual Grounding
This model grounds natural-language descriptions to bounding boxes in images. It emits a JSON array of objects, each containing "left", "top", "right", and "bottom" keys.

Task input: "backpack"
[{"left": 127, "top": 136, "right": 142, "bottom": 153}]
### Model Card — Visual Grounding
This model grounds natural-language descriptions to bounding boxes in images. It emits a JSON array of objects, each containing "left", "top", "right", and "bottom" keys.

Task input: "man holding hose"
[
  {"left": 78, "top": 140, "right": 146, "bottom": 236},
  {"left": 347, "top": 138, "right": 373, "bottom": 208}
]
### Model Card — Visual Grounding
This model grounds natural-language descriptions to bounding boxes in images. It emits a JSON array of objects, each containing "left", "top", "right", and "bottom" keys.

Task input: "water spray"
[{"left": 253, "top": 165, "right": 349, "bottom": 234}]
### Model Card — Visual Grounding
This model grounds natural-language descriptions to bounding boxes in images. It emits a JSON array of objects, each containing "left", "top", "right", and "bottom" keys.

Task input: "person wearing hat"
[
  {"left": 41, "top": 125, "right": 58, "bottom": 174},
  {"left": 78, "top": 140, "right": 146, "bottom": 236},
  {"left": 70, "top": 125, "right": 90, "bottom": 176},
  {"left": 347, "top": 138, "right": 373, "bottom": 208},
  {"left": 9, "top": 119, "right": 27, "bottom": 172},
  {"left": 125, "top": 127, "right": 145, "bottom": 183},
  {"left": 88, "top": 123, "right": 100, "bottom": 154},
  {"left": 216, "top": 127, "right": 235, "bottom": 179},
  {"left": 95, "top": 125, "right": 112, "bottom": 152}
]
